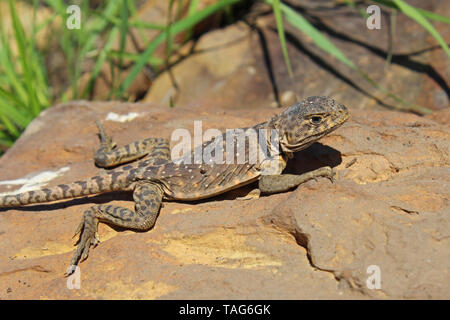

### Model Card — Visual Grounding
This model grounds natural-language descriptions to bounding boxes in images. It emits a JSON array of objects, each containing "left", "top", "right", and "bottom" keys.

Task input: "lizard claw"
[
  {"left": 68, "top": 210, "right": 99, "bottom": 270},
  {"left": 328, "top": 168, "right": 336, "bottom": 184},
  {"left": 64, "top": 265, "right": 77, "bottom": 277}
]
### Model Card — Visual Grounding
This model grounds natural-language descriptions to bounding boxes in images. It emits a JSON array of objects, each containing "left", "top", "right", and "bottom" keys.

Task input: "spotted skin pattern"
[{"left": 0, "top": 96, "right": 349, "bottom": 274}]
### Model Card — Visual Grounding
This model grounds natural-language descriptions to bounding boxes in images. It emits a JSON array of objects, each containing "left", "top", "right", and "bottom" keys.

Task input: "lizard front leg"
[
  {"left": 65, "top": 182, "right": 163, "bottom": 275},
  {"left": 259, "top": 166, "right": 334, "bottom": 194},
  {"left": 94, "top": 120, "right": 170, "bottom": 167}
]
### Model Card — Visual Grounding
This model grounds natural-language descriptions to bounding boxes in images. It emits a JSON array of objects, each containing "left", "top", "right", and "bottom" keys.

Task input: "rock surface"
[{"left": 0, "top": 100, "right": 448, "bottom": 299}]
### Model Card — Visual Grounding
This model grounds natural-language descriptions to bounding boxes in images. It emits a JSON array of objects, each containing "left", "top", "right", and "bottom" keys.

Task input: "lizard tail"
[{"left": 0, "top": 170, "right": 134, "bottom": 208}]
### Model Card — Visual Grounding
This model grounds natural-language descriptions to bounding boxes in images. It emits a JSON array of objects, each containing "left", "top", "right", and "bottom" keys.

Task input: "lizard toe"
[
  {"left": 72, "top": 220, "right": 84, "bottom": 240},
  {"left": 80, "top": 243, "right": 91, "bottom": 262}
]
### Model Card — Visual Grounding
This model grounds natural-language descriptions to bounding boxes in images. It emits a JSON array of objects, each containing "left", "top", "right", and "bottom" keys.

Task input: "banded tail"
[{"left": 0, "top": 170, "right": 136, "bottom": 208}]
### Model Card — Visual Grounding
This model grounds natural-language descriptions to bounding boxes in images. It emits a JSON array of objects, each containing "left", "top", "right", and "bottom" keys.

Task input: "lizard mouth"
[
  {"left": 281, "top": 140, "right": 314, "bottom": 153},
  {"left": 280, "top": 115, "right": 348, "bottom": 153}
]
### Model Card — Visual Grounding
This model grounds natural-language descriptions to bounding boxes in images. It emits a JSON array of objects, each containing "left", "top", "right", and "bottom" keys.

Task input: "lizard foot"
[
  {"left": 259, "top": 166, "right": 335, "bottom": 194},
  {"left": 66, "top": 208, "right": 100, "bottom": 275},
  {"left": 310, "top": 166, "right": 334, "bottom": 183}
]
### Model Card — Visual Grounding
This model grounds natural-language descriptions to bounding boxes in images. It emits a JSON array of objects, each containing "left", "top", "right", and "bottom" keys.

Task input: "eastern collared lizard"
[{"left": 0, "top": 96, "right": 349, "bottom": 274}]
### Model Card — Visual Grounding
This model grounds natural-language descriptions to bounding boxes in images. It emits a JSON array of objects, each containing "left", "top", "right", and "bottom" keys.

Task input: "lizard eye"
[{"left": 310, "top": 116, "right": 322, "bottom": 124}]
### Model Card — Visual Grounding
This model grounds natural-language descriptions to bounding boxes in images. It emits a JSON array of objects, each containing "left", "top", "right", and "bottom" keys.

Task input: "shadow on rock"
[{"left": 285, "top": 142, "right": 343, "bottom": 174}]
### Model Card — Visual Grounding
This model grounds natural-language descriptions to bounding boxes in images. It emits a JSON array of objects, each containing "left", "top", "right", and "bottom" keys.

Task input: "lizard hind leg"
[
  {"left": 94, "top": 120, "right": 170, "bottom": 168},
  {"left": 65, "top": 182, "right": 164, "bottom": 275}
]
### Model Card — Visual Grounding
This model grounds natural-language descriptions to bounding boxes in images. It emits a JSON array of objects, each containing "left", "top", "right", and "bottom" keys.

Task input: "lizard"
[{"left": 0, "top": 96, "right": 349, "bottom": 275}]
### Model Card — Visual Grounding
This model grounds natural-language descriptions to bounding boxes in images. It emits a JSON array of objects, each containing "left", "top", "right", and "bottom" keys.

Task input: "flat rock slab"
[{"left": 0, "top": 101, "right": 448, "bottom": 299}]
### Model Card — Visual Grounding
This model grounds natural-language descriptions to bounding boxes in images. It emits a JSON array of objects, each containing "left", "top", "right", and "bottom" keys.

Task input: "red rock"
[{"left": 0, "top": 100, "right": 448, "bottom": 299}]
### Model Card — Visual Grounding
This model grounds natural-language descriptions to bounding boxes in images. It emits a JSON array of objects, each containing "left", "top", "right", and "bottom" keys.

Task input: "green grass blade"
[
  {"left": 416, "top": 9, "right": 450, "bottom": 24},
  {"left": 0, "top": 94, "right": 32, "bottom": 127},
  {"left": 0, "top": 31, "right": 28, "bottom": 106},
  {"left": 267, "top": 0, "right": 431, "bottom": 114},
  {"left": 126, "top": 0, "right": 151, "bottom": 46},
  {"left": 188, "top": 0, "right": 200, "bottom": 16},
  {"left": 391, "top": 0, "right": 450, "bottom": 58},
  {"left": 81, "top": 27, "right": 119, "bottom": 98},
  {"left": 272, "top": 0, "right": 293, "bottom": 77},
  {"left": 128, "top": 20, "right": 166, "bottom": 30},
  {"left": 115, "top": 0, "right": 130, "bottom": 98},
  {"left": 30, "top": 0, "right": 50, "bottom": 108},
  {"left": 0, "top": 129, "right": 14, "bottom": 147},
  {"left": 358, "top": 71, "right": 431, "bottom": 114},
  {"left": 0, "top": 101, "right": 31, "bottom": 130},
  {"left": 9, "top": 0, "right": 40, "bottom": 116},
  {"left": 268, "top": 0, "right": 356, "bottom": 70},
  {"left": 385, "top": 9, "right": 397, "bottom": 68},
  {"left": 46, "top": 0, "right": 121, "bottom": 97},
  {"left": 0, "top": 87, "right": 31, "bottom": 123},
  {"left": 0, "top": 140, "right": 13, "bottom": 148},
  {"left": 118, "top": 0, "right": 241, "bottom": 96},
  {"left": 96, "top": 12, "right": 166, "bottom": 30},
  {"left": 0, "top": 113, "right": 19, "bottom": 138},
  {"left": 119, "top": 0, "right": 129, "bottom": 65},
  {"left": 108, "top": 50, "right": 164, "bottom": 66},
  {"left": 343, "top": 0, "right": 370, "bottom": 18},
  {"left": 184, "top": 0, "right": 200, "bottom": 40},
  {"left": 373, "top": 0, "right": 450, "bottom": 24},
  {"left": 165, "top": 0, "right": 177, "bottom": 62}
]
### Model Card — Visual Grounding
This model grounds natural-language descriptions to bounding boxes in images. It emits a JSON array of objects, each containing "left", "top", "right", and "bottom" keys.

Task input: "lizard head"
[{"left": 270, "top": 96, "right": 349, "bottom": 154}]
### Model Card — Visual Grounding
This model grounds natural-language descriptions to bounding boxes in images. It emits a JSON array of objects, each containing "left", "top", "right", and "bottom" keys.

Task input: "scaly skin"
[{"left": 0, "top": 96, "right": 349, "bottom": 274}]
